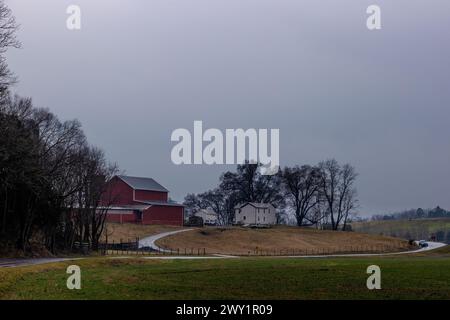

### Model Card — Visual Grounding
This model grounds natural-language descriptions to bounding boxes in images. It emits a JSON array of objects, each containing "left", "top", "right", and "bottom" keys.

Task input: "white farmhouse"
[
  {"left": 234, "top": 202, "right": 277, "bottom": 225},
  {"left": 194, "top": 209, "right": 219, "bottom": 225}
]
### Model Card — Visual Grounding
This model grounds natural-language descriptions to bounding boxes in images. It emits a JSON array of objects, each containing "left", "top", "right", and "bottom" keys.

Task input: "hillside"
[
  {"left": 155, "top": 226, "right": 412, "bottom": 255},
  {"left": 102, "top": 223, "right": 184, "bottom": 243},
  {"left": 351, "top": 218, "right": 450, "bottom": 243}
]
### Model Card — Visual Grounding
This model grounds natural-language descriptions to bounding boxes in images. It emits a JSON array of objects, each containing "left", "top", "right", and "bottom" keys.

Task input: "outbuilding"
[{"left": 102, "top": 175, "right": 184, "bottom": 226}]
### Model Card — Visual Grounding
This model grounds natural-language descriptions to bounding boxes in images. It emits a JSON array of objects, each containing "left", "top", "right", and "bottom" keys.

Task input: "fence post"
[
  {"left": 136, "top": 237, "right": 139, "bottom": 255},
  {"left": 105, "top": 233, "right": 108, "bottom": 256}
]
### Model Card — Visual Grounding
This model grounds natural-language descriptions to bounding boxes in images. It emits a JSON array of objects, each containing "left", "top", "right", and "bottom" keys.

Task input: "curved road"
[
  {"left": 0, "top": 258, "right": 81, "bottom": 268},
  {"left": 139, "top": 229, "right": 446, "bottom": 257},
  {"left": 284, "top": 241, "right": 447, "bottom": 259},
  {"left": 138, "top": 239, "right": 447, "bottom": 260},
  {"left": 0, "top": 233, "right": 447, "bottom": 267},
  {"left": 138, "top": 228, "right": 194, "bottom": 252}
]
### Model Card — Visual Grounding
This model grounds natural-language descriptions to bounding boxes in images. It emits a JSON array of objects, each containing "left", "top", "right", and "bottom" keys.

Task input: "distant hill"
[
  {"left": 351, "top": 218, "right": 450, "bottom": 243},
  {"left": 371, "top": 206, "right": 450, "bottom": 221}
]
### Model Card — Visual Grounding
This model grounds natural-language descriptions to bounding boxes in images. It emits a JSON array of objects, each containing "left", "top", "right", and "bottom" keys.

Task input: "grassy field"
[
  {"left": 102, "top": 223, "right": 184, "bottom": 243},
  {"left": 1, "top": 247, "right": 449, "bottom": 300},
  {"left": 155, "top": 226, "right": 412, "bottom": 255},
  {"left": 352, "top": 218, "right": 450, "bottom": 243}
]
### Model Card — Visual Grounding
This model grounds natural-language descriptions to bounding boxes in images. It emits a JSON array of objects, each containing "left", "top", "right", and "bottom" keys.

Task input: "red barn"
[{"left": 102, "top": 175, "right": 184, "bottom": 226}]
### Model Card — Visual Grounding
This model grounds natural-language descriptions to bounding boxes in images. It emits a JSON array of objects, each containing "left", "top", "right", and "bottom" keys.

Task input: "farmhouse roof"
[
  {"left": 117, "top": 175, "right": 169, "bottom": 192},
  {"left": 234, "top": 202, "right": 274, "bottom": 209}
]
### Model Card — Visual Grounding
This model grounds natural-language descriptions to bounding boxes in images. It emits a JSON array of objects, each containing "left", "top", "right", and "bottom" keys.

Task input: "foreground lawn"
[{"left": 1, "top": 254, "right": 449, "bottom": 300}]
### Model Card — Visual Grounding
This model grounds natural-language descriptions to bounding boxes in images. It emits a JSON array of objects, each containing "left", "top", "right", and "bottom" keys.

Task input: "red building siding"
[
  {"left": 142, "top": 206, "right": 184, "bottom": 226},
  {"left": 102, "top": 177, "right": 135, "bottom": 205},
  {"left": 105, "top": 210, "right": 138, "bottom": 223},
  {"left": 134, "top": 189, "right": 168, "bottom": 202},
  {"left": 103, "top": 176, "right": 184, "bottom": 226},
  {"left": 103, "top": 177, "right": 169, "bottom": 205}
]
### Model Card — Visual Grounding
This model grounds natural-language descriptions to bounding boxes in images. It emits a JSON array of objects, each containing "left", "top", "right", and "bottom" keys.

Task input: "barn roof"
[
  {"left": 99, "top": 204, "right": 152, "bottom": 211},
  {"left": 117, "top": 175, "right": 169, "bottom": 192},
  {"left": 136, "top": 200, "right": 184, "bottom": 207}
]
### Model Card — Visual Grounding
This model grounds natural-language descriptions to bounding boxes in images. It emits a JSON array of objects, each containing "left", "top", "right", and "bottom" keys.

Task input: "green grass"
[{"left": 1, "top": 251, "right": 450, "bottom": 300}]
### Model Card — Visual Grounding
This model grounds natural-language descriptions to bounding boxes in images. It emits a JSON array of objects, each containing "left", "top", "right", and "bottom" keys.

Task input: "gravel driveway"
[{"left": 138, "top": 228, "right": 194, "bottom": 252}]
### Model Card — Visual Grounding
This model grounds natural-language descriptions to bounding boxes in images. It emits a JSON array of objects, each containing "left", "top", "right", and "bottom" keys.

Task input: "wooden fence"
[{"left": 98, "top": 238, "right": 414, "bottom": 257}]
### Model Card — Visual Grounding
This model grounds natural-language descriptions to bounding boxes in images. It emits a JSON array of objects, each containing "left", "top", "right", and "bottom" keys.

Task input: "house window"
[
  {"left": 264, "top": 217, "right": 265, "bottom": 222},
  {"left": 243, "top": 216, "right": 246, "bottom": 220}
]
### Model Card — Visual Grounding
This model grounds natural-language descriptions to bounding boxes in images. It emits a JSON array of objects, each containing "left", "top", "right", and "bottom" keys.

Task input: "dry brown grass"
[
  {"left": 102, "top": 223, "right": 185, "bottom": 243},
  {"left": 156, "top": 226, "right": 412, "bottom": 255}
]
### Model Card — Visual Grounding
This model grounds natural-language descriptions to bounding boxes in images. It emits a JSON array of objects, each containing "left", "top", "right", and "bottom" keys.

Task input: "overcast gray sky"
[{"left": 5, "top": 0, "right": 450, "bottom": 216}]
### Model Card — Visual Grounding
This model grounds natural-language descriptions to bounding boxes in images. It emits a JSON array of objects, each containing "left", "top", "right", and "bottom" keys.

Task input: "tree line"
[
  {"left": 372, "top": 206, "right": 450, "bottom": 221},
  {"left": 184, "top": 160, "right": 358, "bottom": 230},
  {"left": 0, "top": 1, "right": 118, "bottom": 254}
]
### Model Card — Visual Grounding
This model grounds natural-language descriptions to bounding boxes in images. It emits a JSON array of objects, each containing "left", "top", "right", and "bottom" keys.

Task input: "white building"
[
  {"left": 234, "top": 202, "right": 277, "bottom": 225},
  {"left": 194, "top": 209, "right": 219, "bottom": 225}
]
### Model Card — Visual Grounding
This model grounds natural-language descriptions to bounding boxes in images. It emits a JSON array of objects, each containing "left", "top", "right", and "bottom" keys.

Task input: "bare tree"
[
  {"left": 318, "top": 159, "right": 358, "bottom": 230},
  {"left": 281, "top": 165, "right": 321, "bottom": 226},
  {"left": 0, "top": 92, "right": 120, "bottom": 252},
  {"left": 74, "top": 147, "right": 118, "bottom": 250},
  {"left": 0, "top": 2, "right": 122, "bottom": 254},
  {"left": 0, "top": 1, "right": 20, "bottom": 93},
  {"left": 194, "top": 188, "right": 237, "bottom": 226},
  {"left": 342, "top": 188, "right": 358, "bottom": 230},
  {"left": 220, "top": 163, "right": 284, "bottom": 207},
  {"left": 183, "top": 193, "right": 204, "bottom": 216}
]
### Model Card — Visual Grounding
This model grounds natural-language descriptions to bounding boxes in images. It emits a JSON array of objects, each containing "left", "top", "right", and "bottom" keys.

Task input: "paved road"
[
  {"left": 0, "top": 240, "right": 446, "bottom": 267},
  {"left": 412, "top": 241, "right": 446, "bottom": 252},
  {"left": 0, "top": 258, "right": 80, "bottom": 268},
  {"left": 138, "top": 228, "right": 194, "bottom": 252},
  {"left": 138, "top": 229, "right": 447, "bottom": 257},
  {"left": 134, "top": 242, "right": 447, "bottom": 260},
  {"left": 143, "top": 255, "right": 239, "bottom": 260},
  {"left": 284, "top": 241, "right": 447, "bottom": 259}
]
